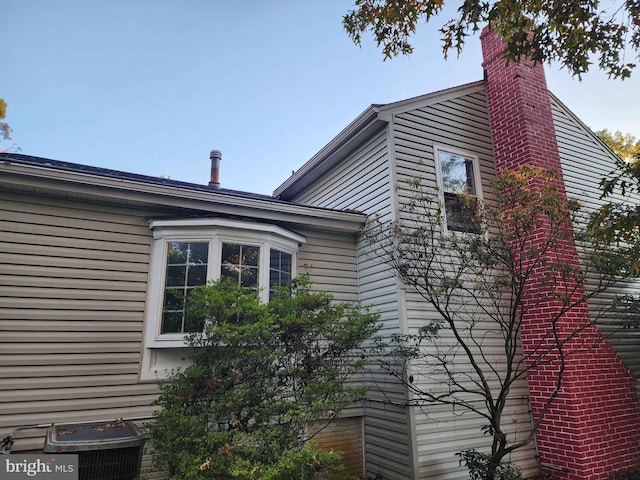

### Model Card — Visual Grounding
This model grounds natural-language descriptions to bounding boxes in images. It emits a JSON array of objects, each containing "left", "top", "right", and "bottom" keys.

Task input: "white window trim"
[
  {"left": 433, "top": 144, "right": 483, "bottom": 233},
  {"left": 140, "top": 218, "right": 304, "bottom": 380}
]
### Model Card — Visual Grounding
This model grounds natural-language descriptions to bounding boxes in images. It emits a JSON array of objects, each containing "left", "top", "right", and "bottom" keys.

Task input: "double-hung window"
[
  {"left": 141, "top": 218, "right": 303, "bottom": 380},
  {"left": 434, "top": 146, "right": 483, "bottom": 233}
]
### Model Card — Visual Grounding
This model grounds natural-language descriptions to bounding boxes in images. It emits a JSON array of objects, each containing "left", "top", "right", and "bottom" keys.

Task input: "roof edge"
[{"left": 0, "top": 154, "right": 367, "bottom": 234}]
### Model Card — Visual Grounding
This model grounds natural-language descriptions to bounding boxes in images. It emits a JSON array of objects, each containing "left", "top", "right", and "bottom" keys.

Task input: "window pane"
[
  {"left": 161, "top": 241, "right": 209, "bottom": 334},
  {"left": 221, "top": 264, "right": 240, "bottom": 283},
  {"left": 221, "top": 243, "right": 260, "bottom": 289},
  {"left": 161, "top": 311, "right": 183, "bottom": 334},
  {"left": 444, "top": 193, "right": 480, "bottom": 233},
  {"left": 187, "top": 265, "right": 207, "bottom": 286},
  {"left": 440, "top": 153, "right": 476, "bottom": 195},
  {"left": 241, "top": 266, "right": 259, "bottom": 287},
  {"left": 270, "top": 270, "right": 280, "bottom": 286},
  {"left": 439, "top": 151, "right": 480, "bottom": 233},
  {"left": 163, "top": 288, "right": 184, "bottom": 310},
  {"left": 221, "top": 243, "right": 240, "bottom": 263},
  {"left": 189, "top": 242, "right": 209, "bottom": 264},
  {"left": 165, "top": 266, "right": 185, "bottom": 287},
  {"left": 269, "top": 250, "right": 292, "bottom": 299},
  {"left": 167, "top": 242, "right": 188, "bottom": 264},
  {"left": 243, "top": 246, "right": 260, "bottom": 266}
]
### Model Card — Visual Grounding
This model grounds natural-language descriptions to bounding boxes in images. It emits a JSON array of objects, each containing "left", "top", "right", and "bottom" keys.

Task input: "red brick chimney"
[{"left": 481, "top": 27, "right": 640, "bottom": 480}]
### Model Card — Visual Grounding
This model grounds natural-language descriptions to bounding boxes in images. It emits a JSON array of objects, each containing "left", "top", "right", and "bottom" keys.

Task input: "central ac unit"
[{"left": 43, "top": 420, "right": 144, "bottom": 480}]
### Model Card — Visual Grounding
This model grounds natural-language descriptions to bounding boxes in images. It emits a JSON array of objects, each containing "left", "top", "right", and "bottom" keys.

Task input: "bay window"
[{"left": 140, "top": 218, "right": 304, "bottom": 380}]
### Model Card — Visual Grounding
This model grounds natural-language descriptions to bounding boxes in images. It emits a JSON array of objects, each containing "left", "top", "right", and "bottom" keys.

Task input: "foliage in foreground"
[
  {"left": 343, "top": 0, "right": 640, "bottom": 79},
  {"left": 589, "top": 129, "right": 640, "bottom": 284},
  {"left": 0, "top": 99, "right": 10, "bottom": 141},
  {"left": 457, "top": 450, "right": 522, "bottom": 480},
  {"left": 148, "top": 277, "right": 378, "bottom": 479},
  {"left": 608, "top": 465, "right": 640, "bottom": 480}
]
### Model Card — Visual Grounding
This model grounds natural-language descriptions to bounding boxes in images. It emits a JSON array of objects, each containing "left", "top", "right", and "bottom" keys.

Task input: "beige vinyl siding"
[
  {"left": 391, "top": 90, "right": 539, "bottom": 479},
  {"left": 287, "top": 129, "right": 415, "bottom": 479},
  {"left": 0, "top": 192, "right": 158, "bottom": 451},
  {"left": 552, "top": 97, "right": 640, "bottom": 384},
  {"left": 296, "top": 228, "right": 360, "bottom": 302}
]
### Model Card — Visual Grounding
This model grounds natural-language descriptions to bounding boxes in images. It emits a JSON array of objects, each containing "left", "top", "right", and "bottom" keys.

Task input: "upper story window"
[
  {"left": 145, "top": 218, "right": 305, "bottom": 348},
  {"left": 435, "top": 146, "right": 483, "bottom": 233}
]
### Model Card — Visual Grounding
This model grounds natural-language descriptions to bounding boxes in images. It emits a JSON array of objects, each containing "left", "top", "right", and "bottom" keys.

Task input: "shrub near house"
[{"left": 148, "top": 277, "right": 379, "bottom": 480}]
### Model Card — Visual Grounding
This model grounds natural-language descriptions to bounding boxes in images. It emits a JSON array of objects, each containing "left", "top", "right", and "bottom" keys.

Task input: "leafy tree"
[
  {"left": 363, "top": 165, "right": 627, "bottom": 479},
  {"left": 148, "top": 277, "right": 379, "bottom": 480},
  {"left": 0, "top": 99, "right": 11, "bottom": 142},
  {"left": 343, "top": 0, "right": 640, "bottom": 78},
  {"left": 0, "top": 98, "right": 19, "bottom": 153},
  {"left": 588, "top": 130, "right": 640, "bottom": 281},
  {"left": 597, "top": 129, "right": 640, "bottom": 162}
]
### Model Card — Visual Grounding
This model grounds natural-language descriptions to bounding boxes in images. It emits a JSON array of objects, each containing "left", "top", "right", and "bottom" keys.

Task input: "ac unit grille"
[
  {"left": 43, "top": 421, "right": 144, "bottom": 480},
  {"left": 77, "top": 446, "right": 143, "bottom": 480}
]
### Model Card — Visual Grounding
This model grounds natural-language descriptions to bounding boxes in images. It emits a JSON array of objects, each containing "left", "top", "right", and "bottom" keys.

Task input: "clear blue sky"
[{"left": 4, "top": 1, "right": 639, "bottom": 194}]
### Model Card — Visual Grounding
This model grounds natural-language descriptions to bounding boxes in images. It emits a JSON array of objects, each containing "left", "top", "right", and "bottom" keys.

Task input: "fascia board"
[{"left": 0, "top": 162, "right": 367, "bottom": 234}]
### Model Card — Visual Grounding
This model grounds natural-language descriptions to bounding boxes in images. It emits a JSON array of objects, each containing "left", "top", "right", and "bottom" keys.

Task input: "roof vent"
[{"left": 209, "top": 150, "right": 222, "bottom": 189}]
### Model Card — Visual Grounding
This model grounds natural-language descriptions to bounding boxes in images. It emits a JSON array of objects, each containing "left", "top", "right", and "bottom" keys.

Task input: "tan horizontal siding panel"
[
  {"left": 446, "top": 93, "right": 490, "bottom": 116},
  {"left": 0, "top": 364, "right": 140, "bottom": 380},
  {"left": 0, "top": 352, "right": 141, "bottom": 366},
  {"left": 0, "top": 319, "right": 142, "bottom": 332},
  {"left": 2, "top": 192, "right": 155, "bottom": 225},
  {"left": 1, "top": 275, "right": 146, "bottom": 292},
  {"left": 2, "top": 384, "right": 159, "bottom": 403},
  {"left": 1, "top": 263, "right": 148, "bottom": 283},
  {"left": 395, "top": 115, "right": 493, "bottom": 154},
  {"left": 0, "top": 251, "right": 150, "bottom": 273},
  {"left": 297, "top": 253, "right": 357, "bottom": 271},
  {"left": 304, "top": 280, "right": 357, "bottom": 295},
  {"left": 0, "top": 309, "right": 141, "bottom": 321},
  {"left": 0, "top": 241, "right": 148, "bottom": 264},
  {"left": 1, "top": 221, "right": 149, "bottom": 249},
  {"left": 2, "top": 341, "right": 142, "bottom": 355},
  {"left": 0, "top": 405, "right": 156, "bottom": 431},
  {"left": 400, "top": 101, "right": 492, "bottom": 137},
  {"left": 300, "top": 234, "right": 358, "bottom": 251},
  {"left": 3, "top": 330, "right": 141, "bottom": 343},
  {"left": 0, "top": 394, "right": 158, "bottom": 416},
  {"left": 0, "top": 215, "right": 150, "bottom": 246},
  {"left": 303, "top": 151, "right": 390, "bottom": 210},
  {"left": 0, "top": 373, "right": 144, "bottom": 389},
  {"left": 2, "top": 231, "right": 150, "bottom": 255},
  {"left": 1, "top": 285, "right": 146, "bottom": 302},
  {"left": 0, "top": 205, "right": 151, "bottom": 237},
  {"left": 1, "top": 297, "right": 145, "bottom": 311}
]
